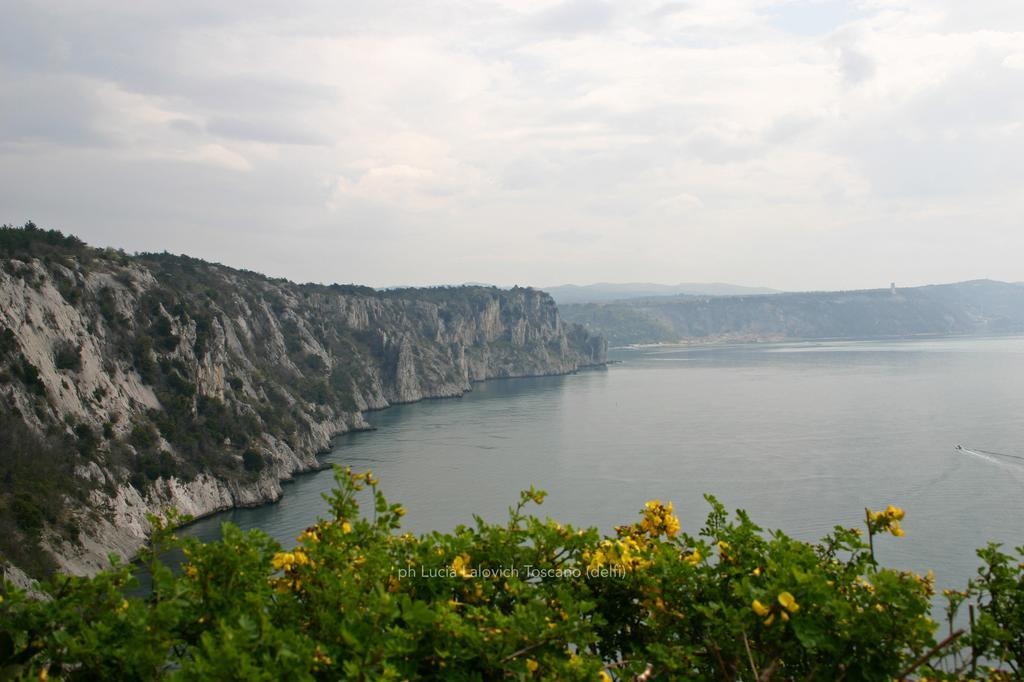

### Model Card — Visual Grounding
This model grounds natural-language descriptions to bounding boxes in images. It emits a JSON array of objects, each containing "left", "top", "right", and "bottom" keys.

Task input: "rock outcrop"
[{"left": 0, "top": 226, "right": 606, "bottom": 578}]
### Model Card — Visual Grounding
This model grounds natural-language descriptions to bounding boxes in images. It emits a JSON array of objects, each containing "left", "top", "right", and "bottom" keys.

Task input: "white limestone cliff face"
[
  {"left": 0, "top": 247, "right": 605, "bottom": 579},
  {"left": 0, "top": 261, "right": 160, "bottom": 437}
]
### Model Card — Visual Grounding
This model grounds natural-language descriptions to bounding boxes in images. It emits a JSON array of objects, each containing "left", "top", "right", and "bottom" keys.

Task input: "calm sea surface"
[{"left": 181, "top": 335, "right": 1024, "bottom": 594}]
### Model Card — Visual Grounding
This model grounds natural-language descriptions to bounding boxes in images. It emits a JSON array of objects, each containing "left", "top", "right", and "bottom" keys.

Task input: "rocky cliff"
[{"left": 0, "top": 224, "right": 606, "bottom": 579}]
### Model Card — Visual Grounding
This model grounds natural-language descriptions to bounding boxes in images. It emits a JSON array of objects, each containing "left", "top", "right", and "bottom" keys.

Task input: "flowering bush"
[{"left": 0, "top": 468, "right": 1020, "bottom": 680}]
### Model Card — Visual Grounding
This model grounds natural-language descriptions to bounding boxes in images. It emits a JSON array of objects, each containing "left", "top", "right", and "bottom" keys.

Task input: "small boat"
[{"left": 956, "top": 444, "right": 1024, "bottom": 464}]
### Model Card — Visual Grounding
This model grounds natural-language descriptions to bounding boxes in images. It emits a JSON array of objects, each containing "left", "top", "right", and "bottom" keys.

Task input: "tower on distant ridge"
[{"left": 890, "top": 282, "right": 896, "bottom": 295}]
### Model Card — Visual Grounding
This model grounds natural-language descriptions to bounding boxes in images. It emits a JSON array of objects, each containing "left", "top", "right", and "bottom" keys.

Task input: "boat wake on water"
[{"left": 955, "top": 444, "right": 1024, "bottom": 469}]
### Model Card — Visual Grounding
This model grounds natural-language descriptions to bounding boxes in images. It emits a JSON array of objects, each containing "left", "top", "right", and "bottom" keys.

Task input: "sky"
[{"left": 1, "top": 0, "right": 1023, "bottom": 291}]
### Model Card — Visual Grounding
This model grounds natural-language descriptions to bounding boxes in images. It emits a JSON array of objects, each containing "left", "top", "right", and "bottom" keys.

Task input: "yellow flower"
[
  {"left": 778, "top": 591, "right": 799, "bottom": 613},
  {"left": 763, "top": 613, "right": 775, "bottom": 626},
  {"left": 394, "top": 506, "right": 406, "bottom": 517},
  {"left": 526, "top": 658, "right": 539, "bottom": 673},
  {"left": 685, "top": 548, "right": 702, "bottom": 566},
  {"left": 752, "top": 566, "right": 761, "bottom": 577},
  {"left": 591, "top": 537, "right": 651, "bottom": 571},
  {"left": 640, "top": 499, "right": 680, "bottom": 537},
  {"left": 752, "top": 599, "right": 770, "bottom": 617},
  {"left": 451, "top": 553, "right": 473, "bottom": 578},
  {"left": 271, "top": 550, "right": 310, "bottom": 572},
  {"left": 271, "top": 552, "right": 294, "bottom": 571},
  {"left": 341, "top": 521, "right": 352, "bottom": 533},
  {"left": 868, "top": 505, "right": 908, "bottom": 537},
  {"left": 598, "top": 672, "right": 613, "bottom": 682}
]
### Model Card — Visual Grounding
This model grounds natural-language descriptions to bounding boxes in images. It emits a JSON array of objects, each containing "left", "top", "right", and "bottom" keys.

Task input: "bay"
[{"left": 180, "top": 334, "right": 1024, "bottom": 594}]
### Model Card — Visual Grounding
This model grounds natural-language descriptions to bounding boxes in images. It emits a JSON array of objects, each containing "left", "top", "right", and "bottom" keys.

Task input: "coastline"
[
  {"left": 130, "top": 360, "right": 609, "bottom": 563},
  {"left": 611, "top": 329, "right": 1019, "bottom": 352}
]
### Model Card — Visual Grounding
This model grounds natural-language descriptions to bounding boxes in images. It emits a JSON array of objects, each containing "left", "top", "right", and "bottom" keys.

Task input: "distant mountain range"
[
  {"left": 542, "top": 282, "right": 779, "bottom": 304},
  {"left": 558, "top": 280, "right": 1024, "bottom": 346}
]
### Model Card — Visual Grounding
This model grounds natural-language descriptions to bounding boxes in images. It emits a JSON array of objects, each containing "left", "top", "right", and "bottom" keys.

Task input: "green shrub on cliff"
[
  {"left": 0, "top": 222, "right": 86, "bottom": 260},
  {"left": 52, "top": 341, "right": 82, "bottom": 372},
  {"left": 0, "top": 410, "right": 86, "bottom": 578},
  {"left": 1, "top": 469, "right": 1020, "bottom": 680}
]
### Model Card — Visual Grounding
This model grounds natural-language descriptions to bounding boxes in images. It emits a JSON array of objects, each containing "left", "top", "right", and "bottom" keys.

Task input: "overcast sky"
[{"left": 2, "top": 1, "right": 1022, "bottom": 291}]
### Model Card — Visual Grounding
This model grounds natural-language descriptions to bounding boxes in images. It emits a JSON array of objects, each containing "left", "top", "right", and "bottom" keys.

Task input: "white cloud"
[
  {"left": 329, "top": 163, "right": 477, "bottom": 212},
  {"left": 1, "top": 0, "right": 1022, "bottom": 289},
  {"left": 650, "top": 192, "right": 704, "bottom": 215},
  {"left": 1003, "top": 53, "right": 1024, "bottom": 70},
  {"left": 179, "top": 144, "right": 252, "bottom": 172}
]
